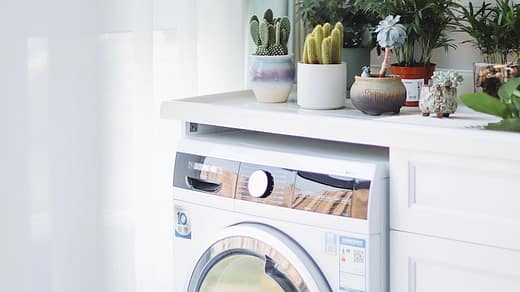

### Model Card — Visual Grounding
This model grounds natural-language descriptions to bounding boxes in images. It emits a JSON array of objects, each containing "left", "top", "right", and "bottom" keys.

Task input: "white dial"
[{"left": 248, "top": 170, "right": 273, "bottom": 198}]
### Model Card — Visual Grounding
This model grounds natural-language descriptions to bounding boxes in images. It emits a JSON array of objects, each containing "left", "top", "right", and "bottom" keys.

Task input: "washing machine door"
[{"left": 187, "top": 223, "right": 332, "bottom": 292}]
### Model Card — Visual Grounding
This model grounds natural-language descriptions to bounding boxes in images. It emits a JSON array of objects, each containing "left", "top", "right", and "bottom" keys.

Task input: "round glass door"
[
  {"left": 199, "top": 254, "right": 284, "bottom": 292},
  {"left": 188, "top": 223, "right": 332, "bottom": 292}
]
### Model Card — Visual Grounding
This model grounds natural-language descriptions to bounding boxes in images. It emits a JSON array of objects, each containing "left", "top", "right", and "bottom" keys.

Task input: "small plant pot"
[
  {"left": 473, "top": 63, "right": 520, "bottom": 98},
  {"left": 350, "top": 75, "right": 406, "bottom": 115},
  {"left": 249, "top": 55, "right": 295, "bottom": 103},
  {"left": 391, "top": 64, "right": 435, "bottom": 107},
  {"left": 297, "top": 62, "right": 347, "bottom": 109},
  {"left": 419, "top": 85, "right": 458, "bottom": 118}
]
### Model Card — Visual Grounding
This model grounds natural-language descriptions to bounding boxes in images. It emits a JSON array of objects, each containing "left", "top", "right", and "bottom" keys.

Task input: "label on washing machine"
[
  {"left": 325, "top": 232, "right": 338, "bottom": 256},
  {"left": 339, "top": 236, "right": 366, "bottom": 292},
  {"left": 174, "top": 205, "right": 191, "bottom": 239}
]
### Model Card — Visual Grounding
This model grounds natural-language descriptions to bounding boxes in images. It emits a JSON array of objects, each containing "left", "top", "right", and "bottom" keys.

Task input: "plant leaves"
[
  {"left": 485, "top": 118, "right": 520, "bottom": 132},
  {"left": 460, "top": 92, "right": 509, "bottom": 118},
  {"left": 498, "top": 77, "right": 520, "bottom": 104}
]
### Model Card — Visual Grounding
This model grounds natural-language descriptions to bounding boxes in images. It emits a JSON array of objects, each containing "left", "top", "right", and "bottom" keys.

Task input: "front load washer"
[{"left": 172, "top": 130, "right": 388, "bottom": 292}]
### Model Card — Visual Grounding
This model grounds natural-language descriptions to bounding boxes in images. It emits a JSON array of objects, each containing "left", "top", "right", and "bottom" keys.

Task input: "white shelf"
[{"left": 160, "top": 89, "right": 520, "bottom": 160}]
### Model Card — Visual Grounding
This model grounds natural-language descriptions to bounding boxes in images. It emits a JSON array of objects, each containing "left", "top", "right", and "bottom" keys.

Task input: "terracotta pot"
[
  {"left": 391, "top": 64, "right": 435, "bottom": 107},
  {"left": 350, "top": 75, "right": 406, "bottom": 115}
]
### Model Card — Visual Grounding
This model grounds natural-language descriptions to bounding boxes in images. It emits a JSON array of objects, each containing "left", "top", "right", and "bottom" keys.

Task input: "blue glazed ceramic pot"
[{"left": 249, "top": 55, "right": 294, "bottom": 103}]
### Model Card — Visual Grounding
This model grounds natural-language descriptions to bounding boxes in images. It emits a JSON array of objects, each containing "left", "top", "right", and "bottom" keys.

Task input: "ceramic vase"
[
  {"left": 249, "top": 55, "right": 295, "bottom": 103},
  {"left": 419, "top": 85, "right": 458, "bottom": 118},
  {"left": 350, "top": 75, "right": 406, "bottom": 115},
  {"left": 297, "top": 62, "right": 347, "bottom": 109}
]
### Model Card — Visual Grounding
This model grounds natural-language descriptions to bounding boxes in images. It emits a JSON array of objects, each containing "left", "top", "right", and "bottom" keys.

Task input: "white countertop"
[{"left": 161, "top": 89, "right": 520, "bottom": 160}]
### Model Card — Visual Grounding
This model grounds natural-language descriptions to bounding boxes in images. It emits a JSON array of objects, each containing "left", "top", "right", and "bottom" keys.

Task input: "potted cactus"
[
  {"left": 349, "top": 15, "right": 407, "bottom": 115},
  {"left": 249, "top": 9, "right": 294, "bottom": 103},
  {"left": 297, "top": 22, "right": 347, "bottom": 109}
]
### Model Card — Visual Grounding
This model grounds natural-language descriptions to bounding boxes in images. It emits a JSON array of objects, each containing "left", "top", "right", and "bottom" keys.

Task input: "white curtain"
[{"left": 1, "top": 0, "right": 245, "bottom": 292}]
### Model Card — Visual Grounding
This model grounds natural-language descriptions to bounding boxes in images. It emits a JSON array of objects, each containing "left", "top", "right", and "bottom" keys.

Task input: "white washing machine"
[{"left": 172, "top": 130, "right": 388, "bottom": 292}]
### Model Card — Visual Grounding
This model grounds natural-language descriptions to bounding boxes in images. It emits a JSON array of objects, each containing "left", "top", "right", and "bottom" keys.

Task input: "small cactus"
[
  {"left": 331, "top": 28, "right": 342, "bottom": 64},
  {"left": 322, "top": 37, "right": 332, "bottom": 64},
  {"left": 264, "top": 9, "right": 273, "bottom": 24},
  {"left": 302, "top": 22, "right": 343, "bottom": 64},
  {"left": 250, "top": 20, "right": 261, "bottom": 46},
  {"left": 249, "top": 9, "right": 291, "bottom": 56},
  {"left": 313, "top": 25, "right": 324, "bottom": 64},
  {"left": 323, "top": 23, "right": 331, "bottom": 38},
  {"left": 307, "top": 35, "right": 319, "bottom": 64}
]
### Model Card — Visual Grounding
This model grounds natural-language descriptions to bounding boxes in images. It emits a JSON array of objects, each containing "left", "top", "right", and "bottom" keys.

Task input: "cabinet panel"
[
  {"left": 390, "top": 149, "right": 520, "bottom": 250},
  {"left": 391, "top": 231, "right": 520, "bottom": 292}
]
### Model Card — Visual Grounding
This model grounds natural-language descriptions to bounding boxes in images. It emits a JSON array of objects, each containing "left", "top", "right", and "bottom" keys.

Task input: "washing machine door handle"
[
  {"left": 185, "top": 176, "right": 222, "bottom": 193},
  {"left": 264, "top": 255, "right": 298, "bottom": 292}
]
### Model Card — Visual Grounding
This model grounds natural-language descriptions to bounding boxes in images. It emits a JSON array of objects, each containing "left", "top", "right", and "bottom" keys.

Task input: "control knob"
[{"left": 247, "top": 170, "right": 274, "bottom": 198}]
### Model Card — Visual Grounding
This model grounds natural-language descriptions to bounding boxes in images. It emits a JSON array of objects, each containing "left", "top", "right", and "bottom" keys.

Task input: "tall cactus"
[
  {"left": 331, "top": 28, "right": 342, "bottom": 64},
  {"left": 313, "top": 25, "right": 324, "bottom": 64},
  {"left": 249, "top": 9, "right": 291, "bottom": 56},
  {"left": 323, "top": 22, "right": 331, "bottom": 38},
  {"left": 302, "top": 22, "right": 343, "bottom": 64}
]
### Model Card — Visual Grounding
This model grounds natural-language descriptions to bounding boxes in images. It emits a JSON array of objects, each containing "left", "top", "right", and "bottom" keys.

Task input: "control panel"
[{"left": 173, "top": 152, "right": 372, "bottom": 219}]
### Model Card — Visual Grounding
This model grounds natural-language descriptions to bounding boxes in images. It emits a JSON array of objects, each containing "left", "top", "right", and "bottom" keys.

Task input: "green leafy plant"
[
  {"left": 355, "top": 0, "right": 457, "bottom": 66},
  {"left": 296, "top": 0, "right": 378, "bottom": 49},
  {"left": 302, "top": 22, "right": 343, "bottom": 64},
  {"left": 250, "top": 9, "right": 291, "bottom": 56},
  {"left": 461, "top": 77, "right": 520, "bottom": 131},
  {"left": 452, "top": 0, "right": 520, "bottom": 64}
]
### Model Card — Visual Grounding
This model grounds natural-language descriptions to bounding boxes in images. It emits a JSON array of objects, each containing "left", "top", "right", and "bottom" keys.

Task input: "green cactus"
[
  {"left": 250, "top": 19, "right": 261, "bottom": 46},
  {"left": 322, "top": 37, "right": 332, "bottom": 64},
  {"left": 264, "top": 9, "right": 273, "bottom": 24},
  {"left": 302, "top": 22, "right": 342, "bottom": 64},
  {"left": 331, "top": 28, "right": 342, "bottom": 64},
  {"left": 268, "top": 23, "right": 275, "bottom": 46},
  {"left": 307, "top": 36, "right": 319, "bottom": 64},
  {"left": 323, "top": 22, "right": 331, "bottom": 38},
  {"left": 334, "top": 22, "right": 344, "bottom": 50},
  {"left": 259, "top": 21, "right": 269, "bottom": 49},
  {"left": 313, "top": 25, "right": 323, "bottom": 64},
  {"left": 280, "top": 17, "right": 291, "bottom": 41},
  {"left": 249, "top": 9, "right": 290, "bottom": 56},
  {"left": 269, "top": 22, "right": 285, "bottom": 55},
  {"left": 303, "top": 39, "right": 309, "bottom": 63}
]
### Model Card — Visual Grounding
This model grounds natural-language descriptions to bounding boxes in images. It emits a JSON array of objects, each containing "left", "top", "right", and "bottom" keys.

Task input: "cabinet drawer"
[
  {"left": 391, "top": 231, "right": 520, "bottom": 292},
  {"left": 390, "top": 149, "right": 520, "bottom": 249}
]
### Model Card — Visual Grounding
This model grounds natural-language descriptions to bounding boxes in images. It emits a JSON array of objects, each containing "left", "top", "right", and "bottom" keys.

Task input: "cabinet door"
[
  {"left": 391, "top": 231, "right": 520, "bottom": 292},
  {"left": 390, "top": 148, "right": 520, "bottom": 250}
]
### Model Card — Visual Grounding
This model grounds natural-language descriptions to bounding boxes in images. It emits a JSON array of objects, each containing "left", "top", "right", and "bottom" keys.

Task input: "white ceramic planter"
[
  {"left": 297, "top": 62, "right": 347, "bottom": 109},
  {"left": 249, "top": 55, "right": 295, "bottom": 103}
]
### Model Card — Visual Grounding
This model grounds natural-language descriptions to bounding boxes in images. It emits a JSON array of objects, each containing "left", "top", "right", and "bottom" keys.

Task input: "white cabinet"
[
  {"left": 390, "top": 148, "right": 520, "bottom": 250},
  {"left": 391, "top": 231, "right": 520, "bottom": 292},
  {"left": 390, "top": 148, "right": 520, "bottom": 292}
]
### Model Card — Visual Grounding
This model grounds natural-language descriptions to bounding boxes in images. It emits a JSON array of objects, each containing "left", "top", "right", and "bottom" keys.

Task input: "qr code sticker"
[{"left": 353, "top": 249, "right": 365, "bottom": 264}]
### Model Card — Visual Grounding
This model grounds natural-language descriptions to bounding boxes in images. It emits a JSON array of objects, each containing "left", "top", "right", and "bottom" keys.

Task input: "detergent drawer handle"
[
  {"left": 185, "top": 176, "right": 222, "bottom": 193},
  {"left": 296, "top": 171, "right": 356, "bottom": 189},
  {"left": 264, "top": 255, "right": 298, "bottom": 292}
]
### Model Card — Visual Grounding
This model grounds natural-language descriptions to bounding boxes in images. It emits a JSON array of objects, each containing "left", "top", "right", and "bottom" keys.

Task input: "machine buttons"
[{"left": 247, "top": 170, "right": 274, "bottom": 198}]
